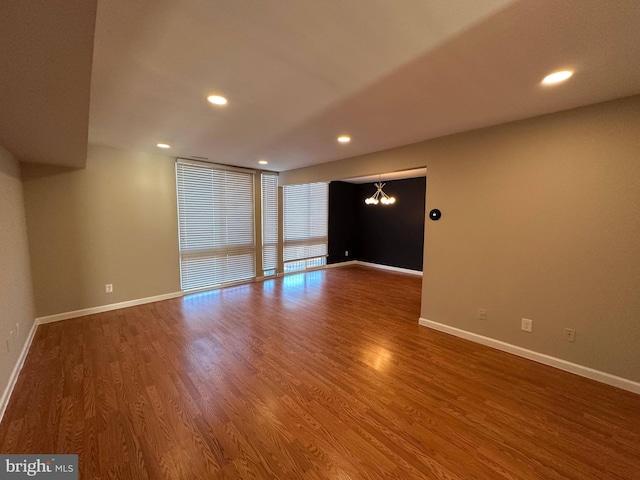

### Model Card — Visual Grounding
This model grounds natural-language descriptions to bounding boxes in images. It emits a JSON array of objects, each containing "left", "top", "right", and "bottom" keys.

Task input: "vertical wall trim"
[{"left": 0, "top": 319, "right": 38, "bottom": 423}]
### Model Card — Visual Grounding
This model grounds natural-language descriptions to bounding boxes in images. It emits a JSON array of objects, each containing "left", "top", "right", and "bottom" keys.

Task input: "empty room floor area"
[{"left": 1, "top": 266, "right": 639, "bottom": 479}]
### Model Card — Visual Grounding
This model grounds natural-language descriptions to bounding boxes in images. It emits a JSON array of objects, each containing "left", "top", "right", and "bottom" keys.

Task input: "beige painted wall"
[
  {"left": 280, "top": 95, "right": 640, "bottom": 383},
  {"left": 0, "top": 146, "right": 36, "bottom": 408},
  {"left": 22, "top": 145, "right": 181, "bottom": 317}
]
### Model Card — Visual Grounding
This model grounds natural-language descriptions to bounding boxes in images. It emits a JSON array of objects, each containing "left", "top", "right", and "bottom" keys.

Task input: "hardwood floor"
[{"left": 1, "top": 265, "right": 639, "bottom": 479}]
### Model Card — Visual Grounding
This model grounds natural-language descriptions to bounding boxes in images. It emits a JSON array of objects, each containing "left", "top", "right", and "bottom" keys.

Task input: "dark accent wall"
[
  {"left": 328, "top": 177, "right": 426, "bottom": 271},
  {"left": 327, "top": 181, "right": 358, "bottom": 264}
]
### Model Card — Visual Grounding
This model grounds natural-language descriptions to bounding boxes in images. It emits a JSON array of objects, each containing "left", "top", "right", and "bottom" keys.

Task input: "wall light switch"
[
  {"left": 105, "top": 284, "right": 113, "bottom": 293},
  {"left": 521, "top": 318, "right": 533, "bottom": 332}
]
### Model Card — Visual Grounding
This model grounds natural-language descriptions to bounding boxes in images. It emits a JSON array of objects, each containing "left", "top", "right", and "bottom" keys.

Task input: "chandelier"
[{"left": 364, "top": 181, "right": 396, "bottom": 205}]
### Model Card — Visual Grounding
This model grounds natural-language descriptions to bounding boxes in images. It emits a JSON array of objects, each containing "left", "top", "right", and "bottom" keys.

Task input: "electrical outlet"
[
  {"left": 564, "top": 328, "right": 576, "bottom": 342},
  {"left": 16, "top": 323, "right": 19, "bottom": 336},
  {"left": 521, "top": 318, "right": 533, "bottom": 332},
  {"left": 105, "top": 284, "right": 113, "bottom": 293},
  {"left": 477, "top": 308, "right": 487, "bottom": 320},
  {"left": 345, "top": 250, "right": 349, "bottom": 256}
]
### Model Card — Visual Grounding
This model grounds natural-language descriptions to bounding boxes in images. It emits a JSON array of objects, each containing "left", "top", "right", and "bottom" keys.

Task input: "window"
[
  {"left": 283, "top": 182, "right": 328, "bottom": 271},
  {"left": 176, "top": 161, "right": 255, "bottom": 291},
  {"left": 283, "top": 257, "right": 326, "bottom": 273},
  {"left": 261, "top": 173, "right": 278, "bottom": 276}
]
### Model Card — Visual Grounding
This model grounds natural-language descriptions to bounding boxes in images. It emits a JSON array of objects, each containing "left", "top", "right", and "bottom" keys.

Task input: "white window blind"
[
  {"left": 283, "top": 182, "right": 328, "bottom": 262},
  {"left": 261, "top": 173, "right": 278, "bottom": 273},
  {"left": 176, "top": 161, "right": 255, "bottom": 291}
]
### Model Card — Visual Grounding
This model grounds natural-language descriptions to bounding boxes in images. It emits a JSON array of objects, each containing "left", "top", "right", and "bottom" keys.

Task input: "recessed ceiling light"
[
  {"left": 207, "top": 95, "right": 228, "bottom": 105},
  {"left": 258, "top": 160, "right": 268, "bottom": 165},
  {"left": 542, "top": 70, "right": 573, "bottom": 85},
  {"left": 156, "top": 143, "right": 171, "bottom": 149},
  {"left": 338, "top": 136, "right": 351, "bottom": 143}
]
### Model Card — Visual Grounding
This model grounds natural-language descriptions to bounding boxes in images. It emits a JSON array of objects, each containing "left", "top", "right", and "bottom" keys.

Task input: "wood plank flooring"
[{"left": 1, "top": 265, "right": 639, "bottom": 479}]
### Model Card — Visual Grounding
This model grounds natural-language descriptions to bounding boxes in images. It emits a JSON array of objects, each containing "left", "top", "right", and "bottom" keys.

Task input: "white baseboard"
[
  {"left": 0, "top": 319, "right": 38, "bottom": 423},
  {"left": 326, "top": 260, "right": 357, "bottom": 268},
  {"left": 325, "top": 260, "right": 422, "bottom": 276},
  {"left": 418, "top": 318, "right": 640, "bottom": 395},
  {"left": 354, "top": 261, "right": 422, "bottom": 276},
  {"left": 36, "top": 291, "right": 184, "bottom": 325},
  {"left": 278, "top": 259, "right": 421, "bottom": 276}
]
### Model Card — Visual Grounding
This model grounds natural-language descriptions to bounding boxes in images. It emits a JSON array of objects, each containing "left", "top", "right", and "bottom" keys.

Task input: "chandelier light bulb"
[{"left": 363, "top": 180, "right": 396, "bottom": 206}]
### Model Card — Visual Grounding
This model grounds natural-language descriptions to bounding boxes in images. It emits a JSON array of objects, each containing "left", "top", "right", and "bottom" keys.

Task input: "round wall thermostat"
[{"left": 429, "top": 209, "right": 441, "bottom": 221}]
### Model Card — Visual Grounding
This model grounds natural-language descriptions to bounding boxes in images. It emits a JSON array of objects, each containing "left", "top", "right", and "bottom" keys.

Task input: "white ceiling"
[{"left": 2, "top": 1, "right": 640, "bottom": 170}]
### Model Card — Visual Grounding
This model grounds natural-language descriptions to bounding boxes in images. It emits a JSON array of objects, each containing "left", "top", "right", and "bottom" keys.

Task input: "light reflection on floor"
[
  {"left": 183, "top": 283, "right": 253, "bottom": 303},
  {"left": 182, "top": 289, "right": 221, "bottom": 302},
  {"left": 261, "top": 279, "right": 276, "bottom": 294},
  {"left": 283, "top": 270, "right": 324, "bottom": 293},
  {"left": 183, "top": 271, "right": 325, "bottom": 303},
  {"left": 177, "top": 269, "right": 393, "bottom": 386},
  {"left": 179, "top": 270, "right": 327, "bottom": 332},
  {"left": 361, "top": 344, "right": 393, "bottom": 372}
]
